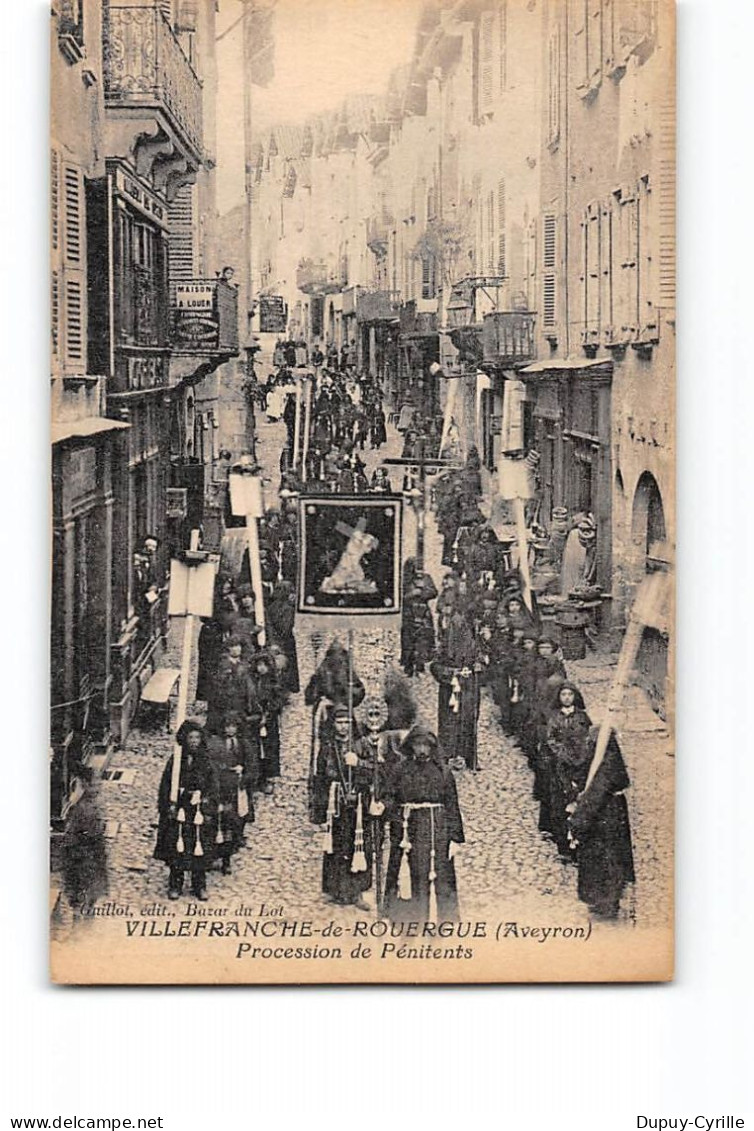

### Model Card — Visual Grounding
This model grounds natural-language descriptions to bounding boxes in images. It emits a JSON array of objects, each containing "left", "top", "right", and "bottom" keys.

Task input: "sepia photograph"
[{"left": 48, "top": 0, "right": 675, "bottom": 984}]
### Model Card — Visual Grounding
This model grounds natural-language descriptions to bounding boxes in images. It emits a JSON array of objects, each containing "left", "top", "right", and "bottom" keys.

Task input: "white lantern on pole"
[{"left": 229, "top": 460, "right": 267, "bottom": 644}]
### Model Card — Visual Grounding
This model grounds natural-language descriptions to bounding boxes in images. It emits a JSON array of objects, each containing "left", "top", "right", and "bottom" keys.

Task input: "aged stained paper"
[{"left": 50, "top": 0, "right": 675, "bottom": 984}]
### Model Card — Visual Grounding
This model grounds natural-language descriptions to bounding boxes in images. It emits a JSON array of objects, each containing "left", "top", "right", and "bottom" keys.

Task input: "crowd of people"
[{"left": 153, "top": 351, "right": 634, "bottom": 924}]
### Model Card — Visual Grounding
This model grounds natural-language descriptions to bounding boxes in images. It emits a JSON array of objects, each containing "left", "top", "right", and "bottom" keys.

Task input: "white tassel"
[
  {"left": 215, "top": 803, "right": 225, "bottom": 845},
  {"left": 397, "top": 807, "right": 412, "bottom": 901},
  {"left": 428, "top": 809, "right": 438, "bottom": 923},
  {"left": 351, "top": 793, "right": 367, "bottom": 873},
  {"left": 176, "top": 807, "right": 186, "bottom": 855},
  {"left": 193, "top": 807, "right": 204, "bottom": 857},
  {"left": 322, "top": 781, "right": 337, "bottom": 854},
  {"left": 449, "top": 675, "right": 462, "bottom": 714}
]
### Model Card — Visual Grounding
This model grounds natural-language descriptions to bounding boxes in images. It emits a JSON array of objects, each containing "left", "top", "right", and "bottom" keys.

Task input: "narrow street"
[{"left": 87, "top": 410, "right": 672, "bottom": 936}]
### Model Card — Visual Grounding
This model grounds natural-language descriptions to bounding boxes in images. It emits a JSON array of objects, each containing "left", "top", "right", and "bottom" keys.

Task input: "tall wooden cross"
[{"left": 384, "top": 440, "right": 463, "bottom": 569}]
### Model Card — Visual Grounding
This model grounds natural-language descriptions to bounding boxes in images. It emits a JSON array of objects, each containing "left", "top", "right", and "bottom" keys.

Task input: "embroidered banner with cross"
[{"left": 297, "top": 495, "right": 403, "bottom": 615}]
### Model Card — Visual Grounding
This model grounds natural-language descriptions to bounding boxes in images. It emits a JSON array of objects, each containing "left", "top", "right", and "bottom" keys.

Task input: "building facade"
[{"left": 51, "top": 0, "right": 240, "bottom": 830}]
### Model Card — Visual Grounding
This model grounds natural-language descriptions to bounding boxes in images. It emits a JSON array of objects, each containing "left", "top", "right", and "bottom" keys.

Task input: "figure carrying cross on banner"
[{"left": 320, "top": 517, "right": 380, "bottom": 594}]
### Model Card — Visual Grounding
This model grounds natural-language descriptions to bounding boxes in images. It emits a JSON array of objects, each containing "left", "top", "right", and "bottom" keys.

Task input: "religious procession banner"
[{"left": 298, "top": 495, "right": 403, "bottom": 615}]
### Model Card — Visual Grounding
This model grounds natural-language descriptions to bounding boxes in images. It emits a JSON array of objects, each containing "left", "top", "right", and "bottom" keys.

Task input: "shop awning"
[
  {"left": 520, "top": 357, "right": 613, "bottom": 377},
  {"left": 51, "top": 417, "right": 131, "bottom": 445}
]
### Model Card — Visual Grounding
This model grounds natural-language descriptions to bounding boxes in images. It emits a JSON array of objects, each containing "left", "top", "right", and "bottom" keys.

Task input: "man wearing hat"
[
  {"left": 383, "top": 727, "right": 464, "bottom": 923},
  {"left": 314, "top": 704, "right": 373, "bottom": 910}
]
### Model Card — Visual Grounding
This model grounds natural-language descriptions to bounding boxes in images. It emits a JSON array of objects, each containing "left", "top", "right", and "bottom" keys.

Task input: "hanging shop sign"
[
  {"left": 165, "top": 487, "right": 188, "bottom": 520},
  {"left": 297, "top": 495, "right": 402, "bottom": 615},
  {"left": 259, "top": 294, "right": 287, "bottom": 334}
]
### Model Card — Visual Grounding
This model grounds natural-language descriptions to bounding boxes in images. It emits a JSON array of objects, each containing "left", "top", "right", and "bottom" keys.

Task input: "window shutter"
[
  {"left": 638, "top": 175, "right": 656, "bottom": 337},
  {"left": 479, "top": 11, "right": 496, "bottom": 117},
  {"left": 616, "top": 187, "right": 639, "bottom": 338},
  {"left": 526, "top": 218, "right": 537, "bottom": 309},
  {"left": 586, "top": 202, "right": 601, "bottom": 333},
  {"left": 542, "top": 213, "right": 557, "bottom": 330},
  {"left": 497, "top": 178, "right": 507, "bottom": 276},
  {"left": 600, "top": 201, "right": 614, "bottom": 340},
  {"left": 657, "top": 94, "right": 675, "bottom": 313},
  {"left": 51, "top": 270, "right": 61, "bottom": 362},
  {"left": 499, "top": 1, "right": 507, "bottom": 92},
  {"left": 51, "top": 148, "right": 62, "bottom": 369},
  {"left": 65, "top": 278, "right": 84, "bottom": 366},
  {"left": 62, "top": 162, "right": 87, "bottom": 372},
  {"left": 168, "top": 183, "right": 196, "bottom": 285},
  {"left": 63, "top": 164, "right": 83, "bottom": 268},
  {"left": 51, "top": 148, "right": 60, "bottom": 255},
  {"left": 487, "top": 190, "right": 495, "bottom": 274}
]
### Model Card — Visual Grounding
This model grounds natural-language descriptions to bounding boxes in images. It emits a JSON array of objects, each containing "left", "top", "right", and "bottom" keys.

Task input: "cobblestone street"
[{"left": 81, "top": 412, "right": 672, "bottom": 939}]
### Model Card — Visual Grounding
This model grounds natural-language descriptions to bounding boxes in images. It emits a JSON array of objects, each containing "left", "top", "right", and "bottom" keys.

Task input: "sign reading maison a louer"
[{"left": 175, "top": 283, "right": 214, "bottom": 311}]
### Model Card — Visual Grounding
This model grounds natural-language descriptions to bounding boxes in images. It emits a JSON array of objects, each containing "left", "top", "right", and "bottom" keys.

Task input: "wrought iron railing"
[
  {"left": 104, "top": 4, "right": 203, "bottom": 157},
  {"left": 356, "top": 290, "right": 402, "bottom": 323},
  {"left": 482, "top": 311, "right": 537, "bottom": 367}
]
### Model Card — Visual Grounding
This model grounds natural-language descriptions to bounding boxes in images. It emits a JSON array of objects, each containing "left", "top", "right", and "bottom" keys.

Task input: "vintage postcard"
[{"left": 50, "top": 0, "right": 675, "bottom": 984}]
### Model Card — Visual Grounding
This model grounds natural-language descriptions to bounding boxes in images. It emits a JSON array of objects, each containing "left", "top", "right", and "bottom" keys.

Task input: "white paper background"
[{"left": 2, "top": 0, "right": 752, "bottom": 1127}]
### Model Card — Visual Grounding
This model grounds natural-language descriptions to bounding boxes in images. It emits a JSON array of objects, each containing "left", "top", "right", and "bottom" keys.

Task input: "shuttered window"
[
  {"left": 65, "top": 278, "right": 84, "bottom": 365},
  {"left": 497, "top": 178, "right": 507, "bottom": 276},
  {"left": 62, "top": 161, "right": 87, "bottom": 372},
  {"left": 638, "top": 175, "right": 657, "bottom": 338},
  {"left": 499, "top": 1, "right": 507, "bottom": 92},
  {"left": 486, "top": 191, "right": 495, "bottom": 274},
  {"left": 51, "top": 270, "right": 60, "bottom": 361},
  {"left": 657, "top": 94, "right": 675, "bottom": 313},
  {"left": 168, "top": 184, "right": 196, "bottom": 284},
  {"left": 51, "top": 149, "right": 60, "bottom": 254},
  {"left": 542, "top": 213, "right": 557, "bottom": 330},
  {"left": 479, "top": 11, "right": 496, "bottom": 118},
  {"left": 600, "top": 201, "right": 614, "bottom": 339},
  {"left": 581, "top": 201, "right": 601, "bottom": 336},
  {"left": 64, "top": 164, "right": 83, "bottom": 267},
  {"left": 525, "top": 218, "right": 537, "bottom": 310},
  {"left": 614, "top": 187, "right": 639, "bottom": 339}
]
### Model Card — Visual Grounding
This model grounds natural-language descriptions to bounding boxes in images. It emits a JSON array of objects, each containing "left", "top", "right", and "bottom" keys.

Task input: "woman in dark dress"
[
  {"left": 400, "top": 557, "right": 438, "bottom": 677},
  {"left": 155, "top": 721, "right": 218, "bottom": 900},
  {"left": 543, "top": 682, "right": 592, "bottom": 860},
  {"left": 266, "top": 580, "right": 300, "bottom": 692},
  {"left": 383, "top": 727, "right": 465, "bottom": 922},
  {"left": 568, "top": 729, "right": 635, "bottom": 919},
  {"left": 207, "top": 714, "right": 256, "bottom": 874}
]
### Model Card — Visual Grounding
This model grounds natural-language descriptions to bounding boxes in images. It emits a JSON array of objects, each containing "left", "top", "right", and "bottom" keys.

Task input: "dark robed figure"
[
  {"left": 384, "top": 727, "right": 465, "bottom": 922},
  {"left": 430, "top": 606, "right": 482, "bottom": 770},
  {"left": 567, "top": 730, "right": 635, "bottom": 919},
  {"left": 154, "top": 721, "right": 218, "bottom": 900},
  {"left": 312, "top": 705, "right": 373, "bottom": 909}
]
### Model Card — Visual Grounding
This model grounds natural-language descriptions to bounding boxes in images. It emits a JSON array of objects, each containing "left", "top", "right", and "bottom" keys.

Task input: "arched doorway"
[
  {"left": 631, "top": 471, "right": 666, "bottom": 572},
  {"left": 630, "top": 471, "right": 668, "bottom": 717}
]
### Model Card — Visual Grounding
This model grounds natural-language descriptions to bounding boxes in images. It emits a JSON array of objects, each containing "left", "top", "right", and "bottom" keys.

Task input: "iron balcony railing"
[
  {"left": 482, "top": 311, "right": 537, "bottom": 367},
  {"left": 104, "top": 4, "right": 203, "bottom": 158},
  {"left": 356, "top": 290, "right": 402, "bottom": 323}
]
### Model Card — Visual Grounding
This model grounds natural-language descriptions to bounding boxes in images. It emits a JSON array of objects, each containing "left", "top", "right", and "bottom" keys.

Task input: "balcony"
[
  {"left": 296, "top": 259, "right": 347, "bottom": 295},
  {"left": 356, "top": 290, "right": 402, "bottom": 324},
  {"left": 366, "top": 214, "right": 391, "bottom": 254},
  {"left": 171, "top": 279, "right": 239, "bottom": 355},
  {"left": 104, "top": 4, "right": 203, "bottom": 165},
  {"left": 482, "top": 311, "right": 537, "bottom": 368}
]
